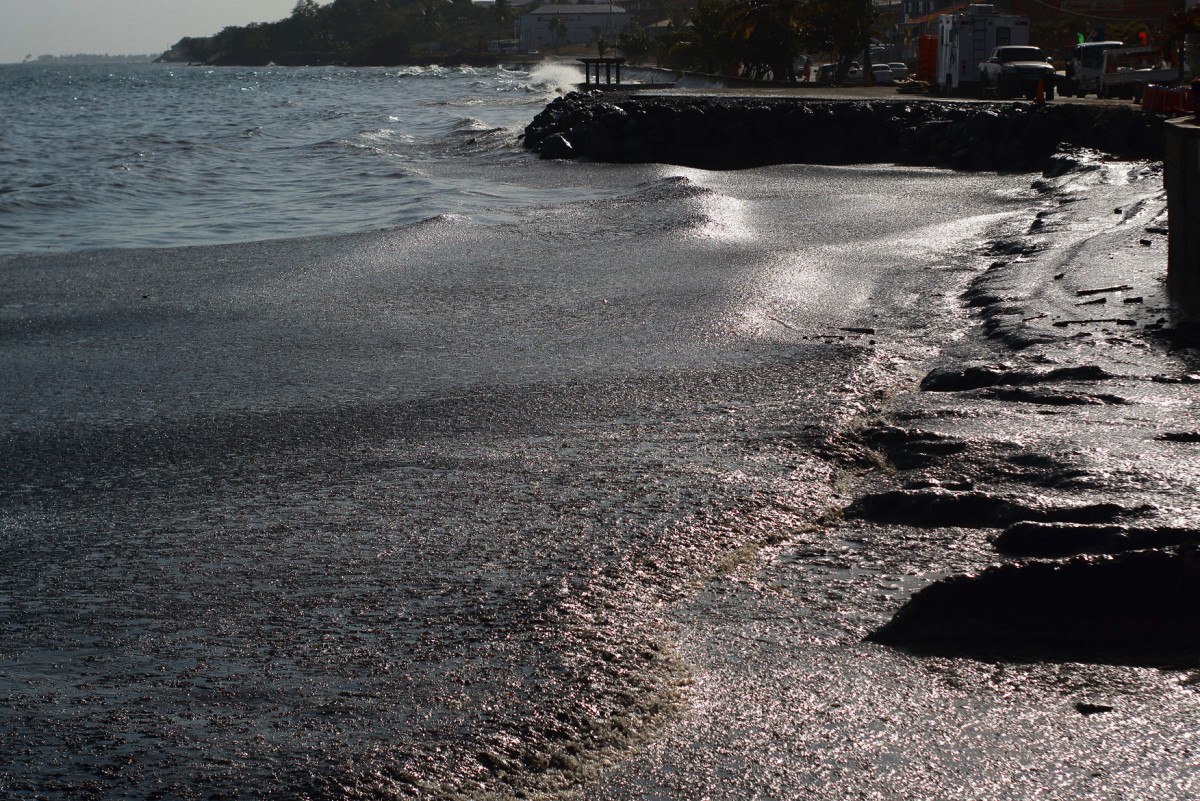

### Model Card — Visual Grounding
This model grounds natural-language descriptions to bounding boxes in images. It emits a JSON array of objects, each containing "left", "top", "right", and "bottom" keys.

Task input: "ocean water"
[
  {"left": 0, "top": 61, "right": 597, "bottom": 254},
  {"left": 2, "top": 62, "right": 1195, "bottom": 800}
]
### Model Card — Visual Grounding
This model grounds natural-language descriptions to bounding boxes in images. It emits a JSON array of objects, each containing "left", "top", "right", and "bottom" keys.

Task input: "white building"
[{"left": 517, "top": 4, "right": 632, "bottom": 51}]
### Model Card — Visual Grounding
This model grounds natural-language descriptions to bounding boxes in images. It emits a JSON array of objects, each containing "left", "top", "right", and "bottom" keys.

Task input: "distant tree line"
[
  {"left": 164, "top": 0, "right": 877, "bottom": 79},
  {"left": 652, "top": 0, "right": 875, "bottom": 82},
  {"left": 164, "top": 0, "right": 516, "bottom": 66}
]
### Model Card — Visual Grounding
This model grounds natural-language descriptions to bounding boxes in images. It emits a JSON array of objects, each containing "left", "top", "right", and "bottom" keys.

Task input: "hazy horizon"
[{"left": 0, "top": 0, "right": 323, "bottom": 64}]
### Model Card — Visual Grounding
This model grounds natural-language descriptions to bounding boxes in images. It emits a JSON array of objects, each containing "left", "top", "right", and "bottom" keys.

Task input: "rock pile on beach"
[
  {"left": 523, "top": 92, "right": 1167, "bottom": 171},
  {"left": 866, "top": 547, "right": 1200, "bottom": 666},
  {"left": 859, "top": 297, "right": 1200, "bottom": 666}
]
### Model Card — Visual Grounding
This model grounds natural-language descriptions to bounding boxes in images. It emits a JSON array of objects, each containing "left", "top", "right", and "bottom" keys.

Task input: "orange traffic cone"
[{"left": 1035, "top": 79, "right": 1045, "bottom": 104}]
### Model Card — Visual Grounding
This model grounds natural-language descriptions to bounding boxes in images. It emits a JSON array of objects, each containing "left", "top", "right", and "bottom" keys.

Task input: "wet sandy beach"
[
  {"left": 592, "top": 156, "right": 1200, "bottom": 800},
  {"left": 1, "top": 116, "right": 1197, "bottom": 799}
]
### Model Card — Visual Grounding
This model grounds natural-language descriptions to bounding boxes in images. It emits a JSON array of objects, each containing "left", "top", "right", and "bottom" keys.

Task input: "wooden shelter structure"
[{"left": 579, "top": 57, "right": 626, "bottom": 86}]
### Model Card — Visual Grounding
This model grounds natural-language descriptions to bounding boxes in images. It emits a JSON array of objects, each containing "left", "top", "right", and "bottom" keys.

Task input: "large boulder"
[{"left": 869, "top": 547, "right": 1200, "bottom": 666}]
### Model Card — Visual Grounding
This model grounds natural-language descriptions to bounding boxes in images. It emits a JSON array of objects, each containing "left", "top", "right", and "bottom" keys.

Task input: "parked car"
[
  {"left": 887, "top": 62, "right": 910, "bottom": 82},
  {"left": 816, "top": 63, "right": 862, "bottom": 85},
  {"left": 978, "top": 45, "right": 1056, "bottom": 99},
  {"left": 816, "top": 61, "right": 892, "bottom": 86},
  {"left": 869, "top": 64, "right": 894, "bottom": 85}
]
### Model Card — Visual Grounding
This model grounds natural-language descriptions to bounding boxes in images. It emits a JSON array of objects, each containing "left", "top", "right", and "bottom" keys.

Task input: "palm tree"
[
  {"left": 795, "top": 0, "right": 875, "bottom": 84},
  {"left": 548, "top": 16, "right": 566, "bottom": 53},
  {"left": 422, "top": 0, "right": 445, "bottom": 54},
  {"left": 724, "top": 0, "right": 806, "bottom": 80},
  {"left": 494, "top": 0, "right": 513, "bottom": 50}
]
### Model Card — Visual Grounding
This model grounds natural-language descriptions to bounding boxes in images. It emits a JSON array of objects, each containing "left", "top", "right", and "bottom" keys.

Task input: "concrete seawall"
[
  {"left": 1165, "top": 117, "right": 1200, "bottom": 317},
  {"left": 523, "top": 93, "right": 1166, "bottom": 172}
]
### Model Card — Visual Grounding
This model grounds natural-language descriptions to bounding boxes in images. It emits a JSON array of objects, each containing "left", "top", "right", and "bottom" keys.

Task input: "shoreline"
[
  {"left": 588, "top": 151, "right": 1200, "bottom": 801},
  {"left": 848, "top": 157, "right": 1200, "bottom": 667}
]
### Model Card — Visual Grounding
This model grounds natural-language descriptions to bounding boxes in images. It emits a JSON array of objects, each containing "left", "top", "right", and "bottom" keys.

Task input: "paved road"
[{"left": 652, "top": 82, "right": 1146, "bottom": 107}]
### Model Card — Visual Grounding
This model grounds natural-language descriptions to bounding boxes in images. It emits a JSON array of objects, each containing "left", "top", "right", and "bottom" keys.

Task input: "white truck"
[
  {"left": 1065, "top": 43, "right": 1176, "bottom": 99},
  {"left": 978, "top": 45, "right": 1057, "bottom": 99},
  {"left": 1063, "top": 40, "right": 1123, "bottom": 96},
  {"left": 936, "top": 4, "right": 1031, "bottom": 95}
]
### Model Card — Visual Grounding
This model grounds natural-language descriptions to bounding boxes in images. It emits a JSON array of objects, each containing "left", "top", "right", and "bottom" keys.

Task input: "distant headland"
[{"left": 21, "top": 54, "right": 162, "bottom": 65}]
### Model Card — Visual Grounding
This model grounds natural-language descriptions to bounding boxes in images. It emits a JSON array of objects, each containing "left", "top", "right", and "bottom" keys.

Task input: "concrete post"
[{"left": 1165, "top": 115, "right": 1200, "bottom": 316}]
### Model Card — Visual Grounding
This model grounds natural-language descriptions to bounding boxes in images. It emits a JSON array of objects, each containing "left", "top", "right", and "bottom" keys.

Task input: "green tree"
[
  {"left": 293, "top": 0, "right": 321, "bottom": 18},
  {"left": 724, "top": 0, "right": 806, "bottom": 80},
  {"left": 1164, "top": 5, "right": 1200, "bottom": 79},
  {"left": 618, "top": 24, "right": 651, "bottom": 63},
  {"left": 212, "top": 22, "right": 273, "bottom": 64},
  {"left": 796, "top": 0, "right": 873, "bottom": 83},
  {"left": 164, "top": 0, "right": 505, "bottom": 66},
  {"left": 421, "top": 0, "right": 445, "bottom": 53},
  {"left": 666, "top": 0, "right": 736, "bottom": 74}
]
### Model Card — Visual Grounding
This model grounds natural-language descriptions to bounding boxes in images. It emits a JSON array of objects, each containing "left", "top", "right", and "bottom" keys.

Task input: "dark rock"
[
  {"left": 1075, "top": 703, "right": 1114, "bottom": 716},
  {"left": 963, "top": 291, "right": 1007, "bottom": 309},
  {"left": 984, "top": 450, "right": 1100, "bottom": 491},
  {"left": 1156, "top": 431, "right": 1200, "bottom": 443},
  {"left": 846, "top": 488, "right": 1147, "bottom": 528},
  {"left": 903, "top": 477, "right": 975, "bottom": 491},
  {"left": 977, "top": 386, "right": 1126, "bottom": 405},
  {"left": 993, "top": 521, "right": 1200, "bottom": 557},
  {"left": 1041, "top": 365, "right": 1116, "bottom": 382},
  {"left": 1043, "top": 150, "right": 1080, "bottom": 177},
  {"left": 867, "top": 547, "right": 1200, "bottom": 667},
  {"left": 920, "top": 364, "right": 1011, "bottom": 391},
  {"left": 919, "top": 363, "right": 1113, "bottom": 392},
  {"left": 538, "top": 134, "right": 577, "bottom": 160},
  {"left": 861, "top": 426, "right": 968, "bottom": 469}
]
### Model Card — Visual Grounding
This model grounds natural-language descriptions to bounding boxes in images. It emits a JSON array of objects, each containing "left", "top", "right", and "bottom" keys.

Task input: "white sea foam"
[{"left": 528, "top": 61, "right": 584, "bottom": 95}]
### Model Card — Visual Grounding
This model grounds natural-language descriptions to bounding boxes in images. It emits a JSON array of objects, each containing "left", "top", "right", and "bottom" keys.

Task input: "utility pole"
[
  {"left": 863, "top": 0, "right": 874, "bottom": 85},
  {"left": 1180, "top": 0, "right": 1188, "bottom": 84}
]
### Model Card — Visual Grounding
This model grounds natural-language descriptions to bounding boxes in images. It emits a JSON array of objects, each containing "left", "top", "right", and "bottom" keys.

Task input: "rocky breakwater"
[{"left": 523, "top": 92, "right": 1167, "bottom": 171}]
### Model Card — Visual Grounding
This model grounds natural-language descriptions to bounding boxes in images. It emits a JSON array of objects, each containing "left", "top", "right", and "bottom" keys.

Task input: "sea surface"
[
  {"left": 2, "top": 61, "right": 1196, "bottom": 800},
  {"left": 0, "top": 61, "right": 608, "bottom": 254}
]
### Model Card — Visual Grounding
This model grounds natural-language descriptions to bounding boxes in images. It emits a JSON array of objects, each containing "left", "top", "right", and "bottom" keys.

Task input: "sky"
[{"left": 0, "top": 0, "right": 320, "bottom": 64}]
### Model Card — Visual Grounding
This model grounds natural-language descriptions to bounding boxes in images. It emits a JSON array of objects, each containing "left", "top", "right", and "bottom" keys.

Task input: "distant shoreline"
[{"left": 14, "top": 53, "right": 162, "bottom": 65}]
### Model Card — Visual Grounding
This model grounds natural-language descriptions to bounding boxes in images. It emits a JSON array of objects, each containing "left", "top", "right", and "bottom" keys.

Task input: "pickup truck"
[
  {"left": 1065, "top": 44, "right": 1176, "bottom": 98},
  {"left": 1064, "top": 40, "right": 1123, "bottom": 96},
  {"left": 1096, "top": 46, "right": 1176, "bottom": 99},
  {"left": 978, "top": 45, "right": 1057, "bottom": 99}
]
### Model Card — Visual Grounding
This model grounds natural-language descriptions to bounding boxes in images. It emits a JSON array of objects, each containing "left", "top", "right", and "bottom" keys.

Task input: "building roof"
[
  {"left": 905, "top": 2, "right": 968, "bottom": 25},
  {"left": 525, "top": 3, "right": 628, "bottom": 14}
]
